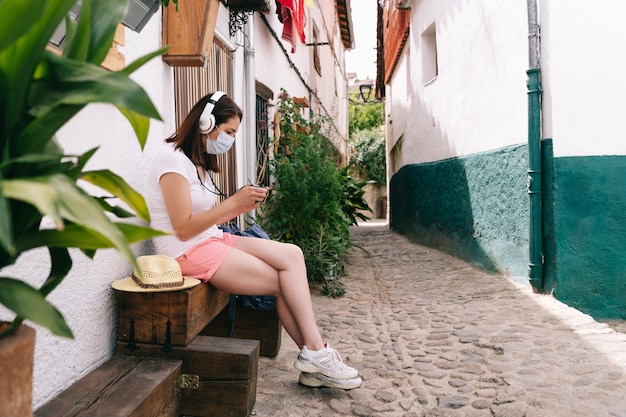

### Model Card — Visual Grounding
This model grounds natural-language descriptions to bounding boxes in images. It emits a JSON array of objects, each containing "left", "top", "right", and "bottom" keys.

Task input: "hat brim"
[{"left": 111, "top": 276, "right": 201, "bottom": 292}]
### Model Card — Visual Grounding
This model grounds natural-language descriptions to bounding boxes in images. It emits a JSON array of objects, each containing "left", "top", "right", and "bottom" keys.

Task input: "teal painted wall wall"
[
  {"left": 389, "top": 144, "right": 529, "bottom": 280},
  {"left": 552, "top": 155, "right": 626, "bottom": 319},
  {"left": 389, "top": 143, "right": 626, "bottom": 319}
]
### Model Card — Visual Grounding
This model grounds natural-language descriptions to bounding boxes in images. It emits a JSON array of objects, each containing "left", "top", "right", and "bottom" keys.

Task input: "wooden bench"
[
  {"left": 34, "top": 356, "right": 182, "bottom": 417},
  {"left": 114, "top": 283, "right": 261, "bottom": 417},
  {"left": 36, "top": 255, "right": 281, "bottom": 417},
  {"left": 116, "top": 283, "right": 229, "bottom": 347},
  {"left": 115, "top": 277, "right": 282, "bottom": 358}
]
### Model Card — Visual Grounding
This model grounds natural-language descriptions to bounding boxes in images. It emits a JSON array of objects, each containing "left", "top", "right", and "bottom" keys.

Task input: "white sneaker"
[
  {"left": 299, "top": 372, "right": 362, "bottom": 390},
  {"left": 294, "top": 344, "right": 359, "bottom": 380}
]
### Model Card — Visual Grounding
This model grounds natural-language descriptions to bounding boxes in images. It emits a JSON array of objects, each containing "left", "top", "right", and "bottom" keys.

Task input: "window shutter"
[{"left": 122, "top": 0, "right": 161, "bottom": 33}]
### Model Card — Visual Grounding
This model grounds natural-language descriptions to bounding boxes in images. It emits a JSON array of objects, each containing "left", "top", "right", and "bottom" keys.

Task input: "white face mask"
[{"left": 206, "top": 128, "right": 235, "bottom": 155}]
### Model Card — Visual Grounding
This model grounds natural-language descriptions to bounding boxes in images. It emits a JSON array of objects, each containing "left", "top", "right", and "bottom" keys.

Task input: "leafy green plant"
[
  {"left": 321, "top": 280, "right": 346, "bottom": 298},
  {"left": 349, "top": 129, "right": 386, "bottom": 186},
  {"left": 348, "top": 90, "right": 386, "bottom": 196},
  {"left": 0, "top": 0, "right": 167, "bottom": 339},
  {"left": 348, "top": 92, "right": 384, "bottom": 132},
  {"left": 340, "top": 166, "right": 372, "bottom": 225},
  {"left": 259, "top": 91, "right": 370, "bottom": 293}
]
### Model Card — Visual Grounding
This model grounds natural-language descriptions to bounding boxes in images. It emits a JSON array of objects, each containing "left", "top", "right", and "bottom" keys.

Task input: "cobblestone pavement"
[{"left": 252, "top": 222, "right": 626, "bottom": 417}]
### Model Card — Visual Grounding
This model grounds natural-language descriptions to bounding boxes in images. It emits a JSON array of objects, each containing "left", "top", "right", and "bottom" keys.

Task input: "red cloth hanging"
[{"left": 276, "top": 0, "right": 306, "bottom": 53}]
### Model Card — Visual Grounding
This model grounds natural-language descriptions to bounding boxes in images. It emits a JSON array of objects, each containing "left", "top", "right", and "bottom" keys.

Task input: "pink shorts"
[{"left": 176, "top": 233, "right": 240, "bottom": 282}]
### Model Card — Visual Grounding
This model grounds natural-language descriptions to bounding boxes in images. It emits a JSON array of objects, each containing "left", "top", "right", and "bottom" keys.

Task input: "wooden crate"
[
  {"left": 116, "top": 283, "right": 229, "bottom": 347},
  {"left": 117, "top": 335, "right": 259, "bottom": 417},
  {"left": 200, "top": 303, "right": 282, "bottom": 357},
  {"left": 34, "top": 356, "right": 182, "bottom": 417}
]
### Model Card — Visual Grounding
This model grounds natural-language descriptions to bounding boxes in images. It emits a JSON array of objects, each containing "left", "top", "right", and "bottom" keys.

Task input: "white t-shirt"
[{"left": 145, "top": 143, "right": 223, "bottom": 259}]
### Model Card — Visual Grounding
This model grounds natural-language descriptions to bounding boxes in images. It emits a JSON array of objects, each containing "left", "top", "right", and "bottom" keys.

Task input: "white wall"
[
  {"left": 0, "top": 10, "right": 173, "bottom": 409},
  {"left": 388, "top": 0, "right": 528, "bottom": 171},
  {"left": 541, "top": 0, "right": 626, "bottom": 158},
  {"left": 253, "top": 1, "right": 350, "bottom": 154},
  {"left": 254, "top": 11, "right": 311, "bottom": 104}
]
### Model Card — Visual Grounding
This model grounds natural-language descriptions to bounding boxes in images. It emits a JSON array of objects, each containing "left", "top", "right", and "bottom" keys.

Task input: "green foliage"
[
  {"left": 321, "top": 279, "right": 346, "bottom": 298},
  {"left": 340, "top": 166, "right": 371, "bottom": 224},
  {"left": 259, "top": 91, "right": 372, "bottom": 294},
  {"left": 348, "top": 92, "right": 384, "bottom": 132},
  {"left": 161, "top": 0, "right": 179, "bottom": 11},
  {"left": 348, "top": 91, "right": 386, "bottom": 187},
  {"left": 349, "top": 129, "right": 386, "bottom": 186},
  {"left": 0, "top": 0, "right": 167, "bottom": 339}
]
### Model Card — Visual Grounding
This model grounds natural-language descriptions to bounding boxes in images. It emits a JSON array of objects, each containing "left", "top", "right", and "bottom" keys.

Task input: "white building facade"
[{"left": 384, "top": 0, "right": 626, "bottom": 320}]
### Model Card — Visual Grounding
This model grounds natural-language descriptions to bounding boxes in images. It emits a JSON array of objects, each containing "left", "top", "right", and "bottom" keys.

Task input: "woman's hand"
[
  {"left": 161, "top": 174, "right": 269, "bottom": 240},
  {"left": 233, "top": 185, "right": 269, "bottom": 212}
]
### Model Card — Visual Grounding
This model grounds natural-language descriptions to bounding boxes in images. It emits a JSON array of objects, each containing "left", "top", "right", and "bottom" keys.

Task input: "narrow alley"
[{"left": 253, "top": 222, "right": 626, "bottom": 417}]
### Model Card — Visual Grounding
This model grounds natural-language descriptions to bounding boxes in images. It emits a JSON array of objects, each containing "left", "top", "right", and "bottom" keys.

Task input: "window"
[
  {"left": 421, "top": 23, "right": 438, "bottom": 84},
  {"left": 50, "top": 0, "right": 159, "bottom": 47},
  {"left": 49, "top": 2, "right": 81, "bottom": 46},
  {"left": 122, "top": 0, "right": 161, "bottom": 33},
  {"left": 255, "top": 88, "right": 271, "bottom": 187}
]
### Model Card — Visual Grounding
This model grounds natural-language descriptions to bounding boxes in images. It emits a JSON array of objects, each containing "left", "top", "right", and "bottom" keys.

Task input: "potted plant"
[{"left": 0, "top": 0, "right": 168, "bottom": 415}]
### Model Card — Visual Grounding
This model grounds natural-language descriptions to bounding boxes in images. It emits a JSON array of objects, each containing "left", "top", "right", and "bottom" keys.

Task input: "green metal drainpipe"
[{"left": 527, "top": 0, "right": 544, "bottom": 291}]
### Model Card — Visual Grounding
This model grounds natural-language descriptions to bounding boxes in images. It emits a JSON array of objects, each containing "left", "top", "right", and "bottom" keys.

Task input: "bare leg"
[
  {"left": 209, "top": 237, "right": 324, "bottom": 350},
  {"left": 210, "top": 237, "right": 361, "bottom": 386}
]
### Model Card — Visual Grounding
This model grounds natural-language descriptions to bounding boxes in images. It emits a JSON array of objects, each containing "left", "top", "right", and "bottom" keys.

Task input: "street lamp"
[{"left": 359, "top": 83, "right": 373, "bottom": 102}]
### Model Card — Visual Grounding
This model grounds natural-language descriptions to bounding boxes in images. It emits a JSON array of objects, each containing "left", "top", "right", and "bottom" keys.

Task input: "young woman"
[{"left": 145, "top": 91, "right": 361, "bottom": 390}]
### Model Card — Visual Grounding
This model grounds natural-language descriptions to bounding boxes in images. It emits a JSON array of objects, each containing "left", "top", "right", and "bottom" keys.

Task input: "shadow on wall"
[
  {"left": 390, "top": 157, "right": 498, "bottom": 273},
  {"left": 389, "top": 144, "right": 530, "bottom": 279}
]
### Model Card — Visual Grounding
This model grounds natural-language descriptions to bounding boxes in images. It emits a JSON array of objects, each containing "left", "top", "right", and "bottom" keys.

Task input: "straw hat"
[{"left": 111, "top": 255, "right": 201, "bottom": 292}]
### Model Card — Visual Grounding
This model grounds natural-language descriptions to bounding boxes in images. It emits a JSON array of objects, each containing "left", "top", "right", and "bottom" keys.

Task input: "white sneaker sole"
[
  {"left": 294, "top": 359, "right": 359, "bottom": 380},
  {"left": 299, "top": 372, "right": 362, "bottom": 390}
]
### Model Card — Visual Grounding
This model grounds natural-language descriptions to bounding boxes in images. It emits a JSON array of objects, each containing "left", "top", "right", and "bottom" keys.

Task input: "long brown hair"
[{"left": 166, "top": 92, "right": 243, "bottom": 173}]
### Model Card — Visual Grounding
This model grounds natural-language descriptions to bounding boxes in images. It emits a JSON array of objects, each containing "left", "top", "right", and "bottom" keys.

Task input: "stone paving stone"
[{"left": 252, "top": 223, "right": 626, "bottom": 416}]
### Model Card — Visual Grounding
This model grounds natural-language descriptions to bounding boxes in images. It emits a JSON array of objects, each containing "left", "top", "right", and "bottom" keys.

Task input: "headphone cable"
[{"left": 196, "top": 167, "right": 229, "bottom": 198}]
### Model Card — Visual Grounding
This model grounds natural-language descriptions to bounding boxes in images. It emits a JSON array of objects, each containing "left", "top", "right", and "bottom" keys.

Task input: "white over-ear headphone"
[{"left": 198, "top": 91, "right": 227, "bottom": 134}]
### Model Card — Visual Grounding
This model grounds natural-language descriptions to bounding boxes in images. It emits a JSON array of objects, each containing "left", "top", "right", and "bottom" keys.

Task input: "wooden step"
[
  {"left": 117, "top": 335, "right": 259, "bottom": 417},
  {"left": 34, "top": 356, "right": 182, "bottom": 417}
]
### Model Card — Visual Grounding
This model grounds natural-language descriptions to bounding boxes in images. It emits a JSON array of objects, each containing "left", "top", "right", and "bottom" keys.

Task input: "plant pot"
[{"left": 0, "top": 323, "right": 36, "bottom": 417}]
